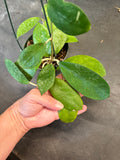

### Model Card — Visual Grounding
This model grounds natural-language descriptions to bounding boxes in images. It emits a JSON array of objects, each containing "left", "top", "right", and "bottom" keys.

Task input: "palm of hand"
[
  {"left": 16, "top": 74, "right": 87, "bottom": 129},
  {"left": 18, "top": 88, "right": 61, "bottom": 129}
]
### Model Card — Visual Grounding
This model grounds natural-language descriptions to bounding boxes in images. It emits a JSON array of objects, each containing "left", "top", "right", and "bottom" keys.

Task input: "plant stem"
[
  {"left": 4, "top": 0, "right": 23, "bottom": 51},
  {"left": 29, "top": 82, "right": 37, "bottom": 87},
  {"left": 50, "top": 22, "right": 54, "bottom": 62},
  {"left": 40, "top": 0, "right": 51, "bottom": 37},
  {"left": 40, "top": 0, "right": 55, "bottom": 57},
  {"left": 45, "top": 37, "right": 52, "bottom": 44}
]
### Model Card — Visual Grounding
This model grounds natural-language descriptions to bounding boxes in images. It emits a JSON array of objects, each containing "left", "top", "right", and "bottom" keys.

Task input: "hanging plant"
[{"left": 4, "top": 0, "right": 110, "bottom": 123}]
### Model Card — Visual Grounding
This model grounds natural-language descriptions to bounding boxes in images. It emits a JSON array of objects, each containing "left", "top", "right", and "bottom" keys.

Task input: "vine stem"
[
  {"left": 29, "top": 82, "right": 37, "bottom": 87},
  {"left": 50, "top": 21, "right": 54, "bottom": 62},
  {"left": 4, "top": 0, "right": 23, "bottom": 50},
  {"left": 40, "top": 0, "right": 51, "bottom": 37},
  {"left": 45, "top": 37, "right": 52, "bottom": 44},
  {"left": 40, "top": 0, "right": 55, "bottom": 57}
]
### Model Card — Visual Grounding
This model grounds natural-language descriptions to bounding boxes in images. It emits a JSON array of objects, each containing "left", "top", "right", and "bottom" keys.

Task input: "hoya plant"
[{"left": 5, "top": 0, "right": 110, "bottom": 123}]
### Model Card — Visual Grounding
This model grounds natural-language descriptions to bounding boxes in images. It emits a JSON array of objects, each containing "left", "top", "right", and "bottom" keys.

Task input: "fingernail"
[{"left": 56, "top": 101, "right": 64, "bottom": 109}]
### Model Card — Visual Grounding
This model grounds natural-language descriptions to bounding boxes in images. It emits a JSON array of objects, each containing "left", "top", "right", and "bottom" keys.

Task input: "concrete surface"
[{"left": 0, "top": 0, "right": 120, "bottom": 159}]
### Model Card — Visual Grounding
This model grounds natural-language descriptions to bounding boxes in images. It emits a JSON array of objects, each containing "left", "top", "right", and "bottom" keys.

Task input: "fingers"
[
  {"left": 29, "top": 88, "right": 64, "bottom": 111},
  {"left": 24, "top": 108, "right": 59, "bottom": 128},
  {"left": 79, "top": 93, "right": 84, "bottom": 97},
  {"left": 31, "top": 104, "right": 87, "bottom": 128},
  {"left": 77, "top": 105, "right": 87, "bottom": 115},
  {"left": 56, "top": 73, "right": 63, "bottom": 79}
]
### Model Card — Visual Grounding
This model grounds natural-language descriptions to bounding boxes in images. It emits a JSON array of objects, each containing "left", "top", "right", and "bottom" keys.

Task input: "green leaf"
[
  {"left": 33, "top": 23, "right": 51, "bottom": 57},
  {"left": 15, "top": 61, "right": 37, "bottom": 81},
  {"left": 44, "top": 18, "right": 57, "bottom": 32},
  {"left": 43, "top": 4, "right": 57, "bottom": 31},
  {"left": 53, "top": 29, "right": 67, "bottom": 54},
  {"left": 5, "top": 59, "right": 29, "bottom": 84},
  {"left": 59, "top": 61, "right": 110, "bottom": 100},
  {"left": 37, "top": 64, "right": 55, "bottom": 95},
  {"left": 58, "top": 108, "right": 78, "bottom": 123},
  {"left": 65, "top": 55, "right": 106, "bottom": 77},
  {"left": 17, "top": 43, "right": 46, "bottom": 69},
  {"left": 47, "top": 0, "right": 91, "bottom": 35},
  {"left": 17, "top": 17, "right": 40, "bottom": 38},
  {"left": 66, "top": 35, "right": 78, "bottom": 43},
  {"left": 50, "top": 78, "right": 83, "bottom": 111}
]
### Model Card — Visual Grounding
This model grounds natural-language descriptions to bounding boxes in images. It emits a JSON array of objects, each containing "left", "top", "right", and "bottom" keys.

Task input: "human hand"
[
  {"left": 0, "top": 75, "right": 87, "bottom": 160},
  {"left": 10, "top": 74, "right": 87, "bottom": 131}
]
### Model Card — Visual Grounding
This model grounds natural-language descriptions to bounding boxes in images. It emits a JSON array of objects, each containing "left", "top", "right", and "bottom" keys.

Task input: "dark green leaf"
[
  {"left": 50, "top": 78, "right": 83, "bottom": 111},
  {"left": 59, "top": 61, "right": 110, "bottom": 100},
  {"left": 17, "top": 17, "right": 40, "bottom": 38},
  {"left": 65, "top": 55, "right": 106, "bottom": 77},
  {"left": 47, "top": 0, "right": 91, "bottom": 35},
  {"left": 33, "top": 23, "right": 51, "bottom": 57},
  {"left": 5, "top": 59, "right": 29, "bottom": 84},
  {"left": 17, "top": 43, "right": 46, "bottom": 69},
  {"left": 37, "top": 64, "right": 55, "bottom": 95},
  {"left": 58, "top": 108, "right": 78, "bottom": 123}
]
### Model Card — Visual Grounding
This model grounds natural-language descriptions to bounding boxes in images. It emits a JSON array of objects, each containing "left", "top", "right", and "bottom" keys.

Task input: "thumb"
[{"left": 28, "top": 88, "right": 64, "bottom": 111}]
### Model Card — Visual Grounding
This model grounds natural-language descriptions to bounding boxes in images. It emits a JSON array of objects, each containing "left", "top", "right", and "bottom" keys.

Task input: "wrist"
[
  {"left": 7, "top": 101, "right": 29, "bottom": 136},
  {"left": 0, "top": 101, "right": 29, "bottom": 159}
]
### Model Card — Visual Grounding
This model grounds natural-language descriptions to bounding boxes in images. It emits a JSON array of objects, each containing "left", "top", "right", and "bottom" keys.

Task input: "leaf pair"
[
  {"left": 43, "top": 4, "right": 78, "bottom": 43},
  {"left": 5, "top": 43, "right": 47, "bottom": 84},
  {"left": 59, "top": 58, "right": 110, "bottom": 100},
  {"left": 50, "top": 78, "right": 83, "bottom": 123},
  {"left": 33, "top": 23, "right": 67, "bottom": 55},
  {"left": 33, "top": 22, "right": 77, "bottom": 55}
]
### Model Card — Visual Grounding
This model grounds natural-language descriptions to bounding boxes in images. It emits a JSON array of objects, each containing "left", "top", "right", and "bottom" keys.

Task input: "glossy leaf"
[
  {"left": 53, "top": 29, "right": 67, "bottom": 54},
  {"left": 15, "top": 61, "right": 37, "bottom": 81},
  {"left": 58, "top": 108, "right": 78, "bottom": 123},
  {"left": 5, "top": 59, "right": 29, "bottom": 84},
  {"left": 59, "top": 61, "right": 110, "bottom": 100},
  {"left": 17, "top": 17, "right": 40, "bottom": 38},
  {"left": 17, "top": 43, "right": 46, "bottom": 69},
  {"left": 66, "top": 35, "right": 78, "bottom": 43},
  {"left": 37, "top": 64, "right": 55, "bottom": 95},
  {"left": 50, "top": 78, "right": 83, "bottom": 111},
  {"left": 33, "top": 23, "right": 51, "bottom": 57},
  {"left": 65, "top": 55, "right": 106, "bottom": 77},
  {"left": 47, "top": 0, "right": 91, "bottom": 35}
]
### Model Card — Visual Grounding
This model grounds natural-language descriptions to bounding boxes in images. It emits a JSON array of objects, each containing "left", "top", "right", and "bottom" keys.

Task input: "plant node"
[
  {"left": 45, "top": 38, "right": 52, "bottom": 44},
  {"left": 41, "top": 57, "right": 60, "bottom": 69}
]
